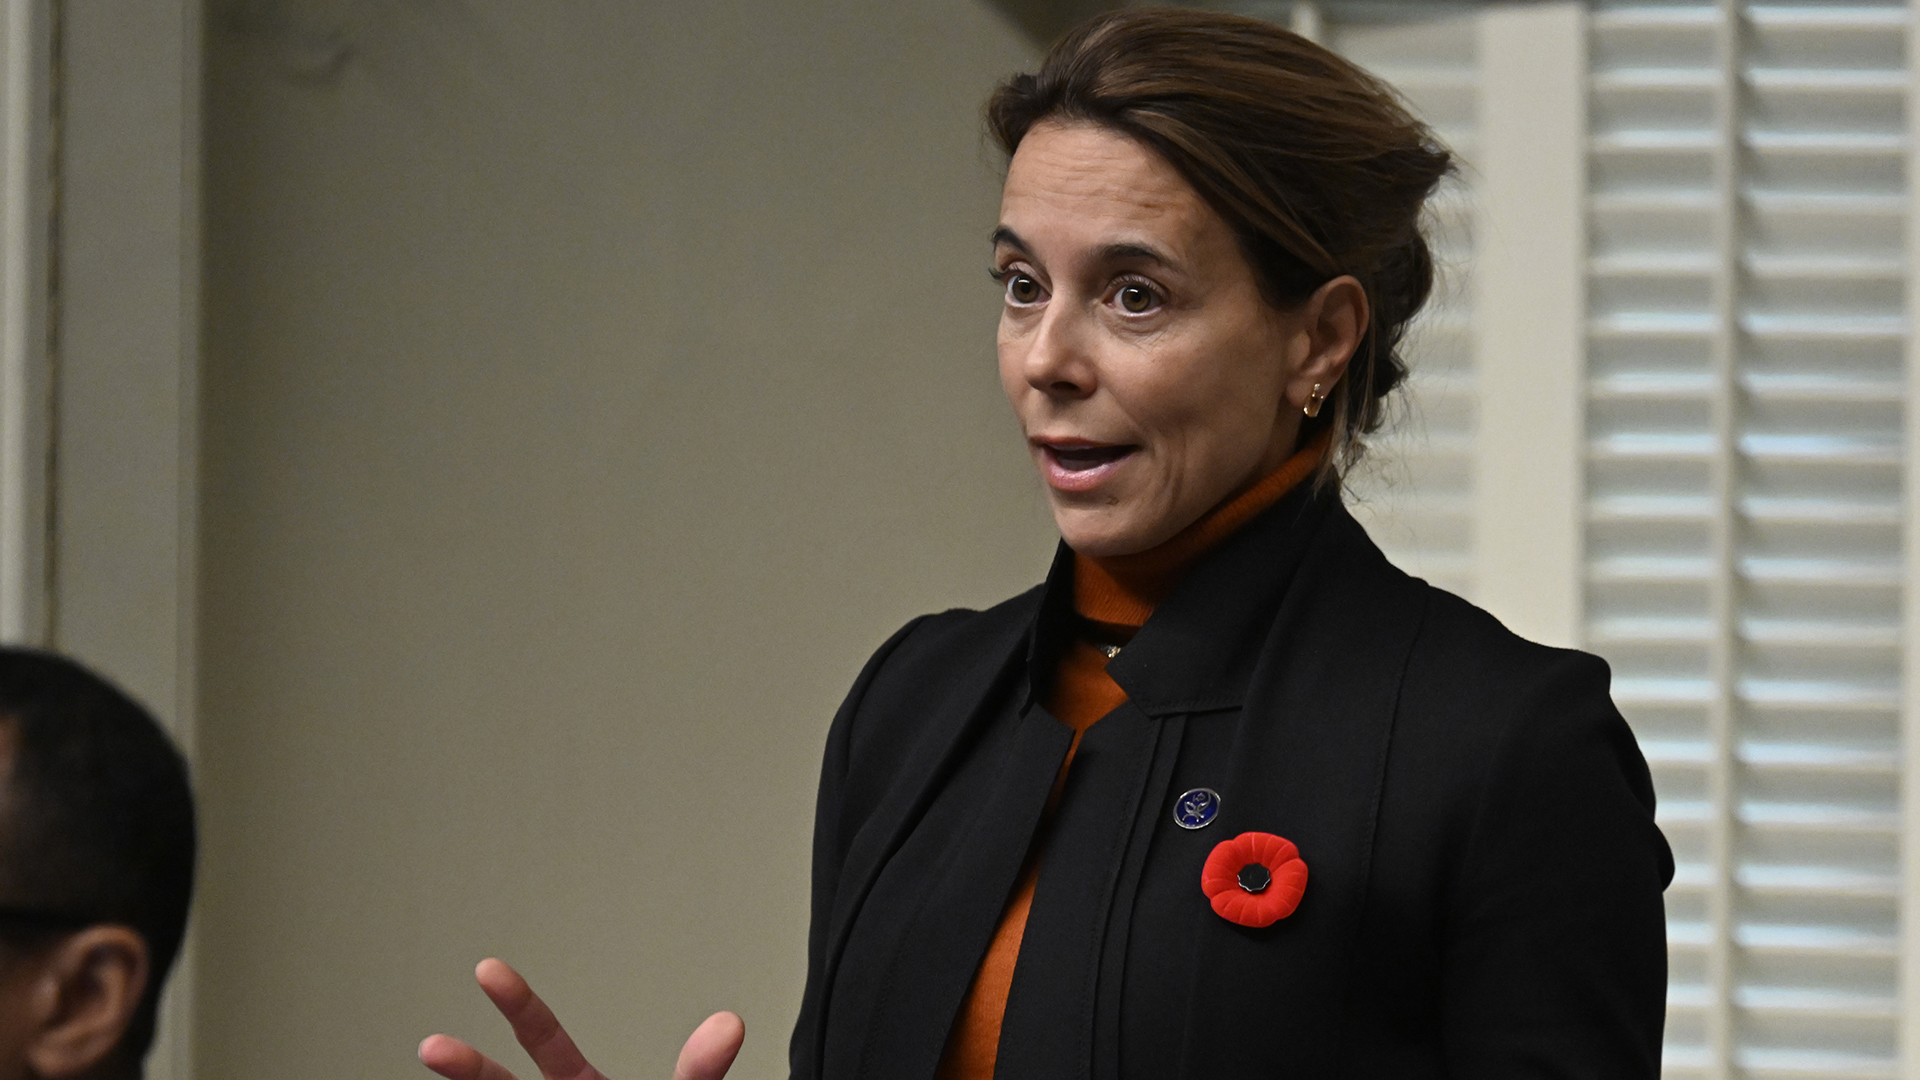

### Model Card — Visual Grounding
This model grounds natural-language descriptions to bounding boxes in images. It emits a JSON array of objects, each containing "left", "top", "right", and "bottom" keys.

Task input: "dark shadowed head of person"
[{"left": 0, "top": 650, "right": 194, "bottom": 1080}]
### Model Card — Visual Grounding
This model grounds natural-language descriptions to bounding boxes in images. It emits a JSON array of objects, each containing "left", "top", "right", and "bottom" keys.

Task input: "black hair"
[{"left": 0, "top": 648, "right": 196, "bottom": 1069}]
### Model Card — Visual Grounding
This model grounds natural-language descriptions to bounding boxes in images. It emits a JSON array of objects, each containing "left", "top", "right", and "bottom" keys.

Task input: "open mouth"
[
  {"left": 1035, "top": 440, "right": 1137, "bottom": 492},
  {"left": 1048, "top": 444, "right": 1133, "bottom": 471}
]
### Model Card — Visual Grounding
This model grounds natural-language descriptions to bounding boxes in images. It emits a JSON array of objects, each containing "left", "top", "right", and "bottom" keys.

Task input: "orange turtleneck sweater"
[{"left": 934, "top": 434, "right": 1329, "bottom": 1080}]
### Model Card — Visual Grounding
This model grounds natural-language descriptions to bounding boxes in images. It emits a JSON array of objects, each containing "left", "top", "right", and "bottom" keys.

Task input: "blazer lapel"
[
  {"left": 849, "top": 705, "right": 1075, "bottom": 1080},
  {"left": 996, "top": 700, "right": 1171, "bottom": 1077}
]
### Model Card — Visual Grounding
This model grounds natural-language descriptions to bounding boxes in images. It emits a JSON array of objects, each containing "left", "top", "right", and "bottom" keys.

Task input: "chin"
[{"left": 1052, "top": 507, "right": 1165, "bottom": 558}]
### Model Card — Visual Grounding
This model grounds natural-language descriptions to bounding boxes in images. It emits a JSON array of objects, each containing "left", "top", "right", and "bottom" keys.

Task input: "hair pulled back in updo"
[{"left": 986, "top": 9, "right": 1454, "bottom": 479}]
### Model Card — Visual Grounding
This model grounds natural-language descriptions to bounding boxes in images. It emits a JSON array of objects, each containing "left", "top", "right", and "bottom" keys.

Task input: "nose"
[{"left": 1021, "top": 303, "right": 1096, "bottom": 400}]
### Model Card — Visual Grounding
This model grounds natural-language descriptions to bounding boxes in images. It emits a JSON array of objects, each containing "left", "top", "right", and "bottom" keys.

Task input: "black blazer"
[{"left": 790, "top": 486, "right": 1672, "bottom": 1079}]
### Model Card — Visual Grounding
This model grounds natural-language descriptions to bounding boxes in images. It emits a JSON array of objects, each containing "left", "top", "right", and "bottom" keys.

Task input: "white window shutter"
[
  {"left": 1587, "top": 1, "right": 1907, "bottom": 1076},
  {"left": 1904, "top": 0, "right": 1920, "bottom": 1072}
]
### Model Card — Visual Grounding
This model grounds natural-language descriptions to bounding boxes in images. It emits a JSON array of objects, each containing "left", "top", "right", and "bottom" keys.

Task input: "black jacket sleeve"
[
  {"left": 1440, "top": 651, "right": 1674, "bottom": 1078},
  {"left": 788, "top": 615, "right": 930, "bottom": 1080}
]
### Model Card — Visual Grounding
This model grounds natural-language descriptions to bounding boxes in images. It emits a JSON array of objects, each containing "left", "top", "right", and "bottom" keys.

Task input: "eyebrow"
[
  {"left": 989, "top": 228, "right": 1181, "bottom": 273},
  {"left": 1098, "top": 241, "right": 1179, "bottom": 270}
]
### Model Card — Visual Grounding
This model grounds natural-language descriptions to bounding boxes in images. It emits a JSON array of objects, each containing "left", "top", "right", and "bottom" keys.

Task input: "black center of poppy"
[{"left": 1237, "top": 862, "right": 1271, "bottom": 894}]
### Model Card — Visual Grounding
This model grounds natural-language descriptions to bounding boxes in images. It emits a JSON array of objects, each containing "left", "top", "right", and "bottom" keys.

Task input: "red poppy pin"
[{"left": 1202, "top": 831, "right": 1308, "bottom": 928}]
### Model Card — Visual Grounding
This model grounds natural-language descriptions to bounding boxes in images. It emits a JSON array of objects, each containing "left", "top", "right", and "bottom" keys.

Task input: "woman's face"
[{"left": 995, "top": 121, "right": 1359, "bottom": 558}]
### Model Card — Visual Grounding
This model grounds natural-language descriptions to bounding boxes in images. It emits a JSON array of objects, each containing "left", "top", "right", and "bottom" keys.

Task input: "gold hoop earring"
[{"left": 1302, "top": 383, "right": 1326, "bottom": 419}]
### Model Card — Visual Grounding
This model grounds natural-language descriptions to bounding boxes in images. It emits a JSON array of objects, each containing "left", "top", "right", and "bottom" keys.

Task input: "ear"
[
  {"left": 23, "top": 926, "right": 148, "bottom": 1079},
  {"left": 1283, "top": 274, "right": 1369, "bottom": 412}
]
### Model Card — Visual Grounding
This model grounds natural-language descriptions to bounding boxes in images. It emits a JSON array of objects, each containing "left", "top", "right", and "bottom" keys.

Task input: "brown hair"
[{"left": 987, "top": 8, "right": 1454, "bottom": 478}]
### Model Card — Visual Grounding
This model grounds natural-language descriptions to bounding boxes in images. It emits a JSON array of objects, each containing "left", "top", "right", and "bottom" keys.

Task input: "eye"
[
  {"left": 1116, "top": 283, "right": 1157, "bottom": 314},
  {"left": 1005, "top": 273, "right": 1043, "bottom": 306}
]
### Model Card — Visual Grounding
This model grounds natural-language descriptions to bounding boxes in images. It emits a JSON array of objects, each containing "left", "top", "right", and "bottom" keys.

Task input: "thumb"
[{"left": 672, "top": 1011, "right": 744, "bottom": 1080}]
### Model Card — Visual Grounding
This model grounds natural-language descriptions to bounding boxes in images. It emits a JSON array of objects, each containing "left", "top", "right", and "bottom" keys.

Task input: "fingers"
[
  {"left": 473, "top": 959, "right": 600, "bottom": 1080},
  {"left": 418, "top": 1034, "right": 522, "bottom": 1080},
  {"left": 443, "top": 958, "right": 740, "bottom": 1080},
  {"left": 672, "top": 1012, "right": 745, "bottom": 1080}
]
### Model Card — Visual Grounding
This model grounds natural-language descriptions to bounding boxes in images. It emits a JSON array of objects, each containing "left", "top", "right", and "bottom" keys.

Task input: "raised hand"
[{"left": 419, "top": 958, "right": 744, "bottom": 1080}]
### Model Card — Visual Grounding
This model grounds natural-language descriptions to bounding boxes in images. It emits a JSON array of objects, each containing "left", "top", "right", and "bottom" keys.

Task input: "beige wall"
[{"left": 197, "top": 3, "right": 1043, "bottom": 1077}]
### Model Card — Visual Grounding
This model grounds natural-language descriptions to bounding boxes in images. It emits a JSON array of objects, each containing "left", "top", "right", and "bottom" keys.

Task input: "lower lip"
[{"left": 1040, "top": 445, "right": 1136, "bottom": 493}]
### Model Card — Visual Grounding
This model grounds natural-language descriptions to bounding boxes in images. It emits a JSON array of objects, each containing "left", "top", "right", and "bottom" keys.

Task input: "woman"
[{"left": 420, "top": 10, "right": 1672, "bottom": 1080}]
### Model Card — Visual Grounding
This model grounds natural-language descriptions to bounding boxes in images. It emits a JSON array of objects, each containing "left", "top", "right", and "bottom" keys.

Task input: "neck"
[{"left": 1073, "top": 430, "right": 1329, "bottom": 627}]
